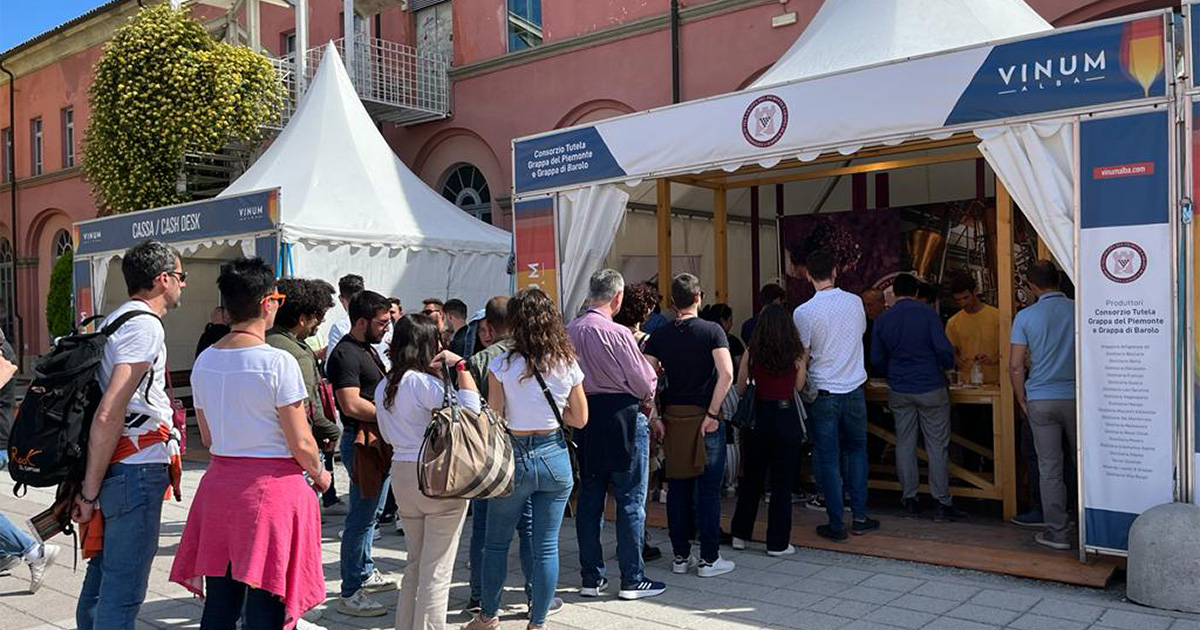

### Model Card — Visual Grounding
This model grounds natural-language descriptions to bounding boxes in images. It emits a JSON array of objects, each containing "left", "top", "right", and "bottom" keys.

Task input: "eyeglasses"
[
  {"left": 165, "top": 271, "right": 188, "bottom": 283},
  {"left": 262, "top": 292, "right": 286, "bottom": 306},
  {"left": 422, "top": 309, "right": 439, "bottom": 316}
]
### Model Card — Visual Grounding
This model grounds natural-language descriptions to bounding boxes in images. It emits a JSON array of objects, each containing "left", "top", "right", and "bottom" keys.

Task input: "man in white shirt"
[
  {"left": 326, "top": 274, "right": 365, "bottom": 354},
  {"left": 73, "top": 240, "right": 186, "bottom": 630},
  {"left": 789, "top": 248, "right": 879, "bottom": 542}
]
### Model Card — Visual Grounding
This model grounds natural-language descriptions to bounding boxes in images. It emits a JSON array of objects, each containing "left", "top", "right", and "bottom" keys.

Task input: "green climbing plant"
[
  {"left": 46, "top": 248, "right": 74, "bottom": 339},
  {"left": 83, "top": 4, "right": 283, "bottom": 215}
]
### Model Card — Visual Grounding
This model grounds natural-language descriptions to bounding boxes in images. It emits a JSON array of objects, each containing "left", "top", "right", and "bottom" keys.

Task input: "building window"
[
  {"left": 61, "top": 108, "right": 75, "bottom": 168},
  {"left": 53, "top": 229, "right": 73, "bottom": 259},
  {"left": 441, "top": 164, "right": 492, "bottom": 224},
  {"left": 1, "top": 128, "right": 11, "bottom": 183},
  {"left": 415, "top": 1, "right": 453, "bottom": 62},
  {"left": 30, "top": 118, "right": 43, "bottom": 176},
  {"left": 0, "top": 238, "right": 13, "bottom": 336},
  {"left": 507, "top": 0, "right": 542, "bottom": 52}
]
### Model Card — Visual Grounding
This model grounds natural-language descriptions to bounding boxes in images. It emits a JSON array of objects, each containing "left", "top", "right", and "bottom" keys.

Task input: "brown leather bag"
[{"left": 417, "top": 368, "right": 514, "bottom": 500}]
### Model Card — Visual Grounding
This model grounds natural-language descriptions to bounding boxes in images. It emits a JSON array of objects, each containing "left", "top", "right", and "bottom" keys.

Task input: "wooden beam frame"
[
  {"left": 657, "top": 179, "right": 672, "bottom": 308},
  {"left": 716, "top": 149, "right": 982, "bottom": 190},
  {"left": 996, "top": 178, "right": 1018, "bottom": 520},
  {"left": 714, "top": 188, "right": 728, "bottom": 302}
]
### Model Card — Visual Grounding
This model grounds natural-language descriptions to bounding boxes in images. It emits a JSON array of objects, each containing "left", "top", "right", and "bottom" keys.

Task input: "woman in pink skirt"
[{"left": 170, "top": 257, "right": 332, "bottom": 630}]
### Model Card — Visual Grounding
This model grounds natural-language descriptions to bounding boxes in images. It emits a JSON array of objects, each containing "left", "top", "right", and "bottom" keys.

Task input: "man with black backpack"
[{"left": 71, "top": 240, "right": 186, "bottom": 630}]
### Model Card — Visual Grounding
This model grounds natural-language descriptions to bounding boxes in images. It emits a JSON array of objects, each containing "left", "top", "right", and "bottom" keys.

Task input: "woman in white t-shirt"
[
  {"left": 373, "top": 313, "right": 479, "bottom": 630},
  {"left": 169, "top": 258, "right": 331, "bottom": 630},
  {"left": 464, "top": 288, "right": 587, "bottom": 630}
]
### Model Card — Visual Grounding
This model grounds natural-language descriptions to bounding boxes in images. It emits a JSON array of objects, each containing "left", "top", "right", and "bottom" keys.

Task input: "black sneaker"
[
  {"left": 463, "top": 598, "right": 482, "bottom": 614},
  {"left": 579, "top": 577, "right": 608, "bottom": 598},
  {"left": 1011, "top": 509, "right": 1046, "bottom": 529},
  {"left": 527, "top": 596, "right": 564, "bottom": 617},
  {"left": 851, "top": 518, "right": 881, "bottom": 535},
  {"left": 816, "top": 524, "right": 848, "bottom": 542},
  {"left": 805, "top": 495, "right": 828, "bottom": 512},
  {"left": 618, "top": 579, "right": 666, "bottom": 600},
  {"left": 902, "top": 499, "right": 920, "bottom": 518},
  {"left": 377, "top": 511, "right": 397, "bottom": 525},
  {"left": 934, "top": 504, "right": 967, "bottom": 523},
  {"left": 642, "top": 542, "right": 662, "bottom": 562}
]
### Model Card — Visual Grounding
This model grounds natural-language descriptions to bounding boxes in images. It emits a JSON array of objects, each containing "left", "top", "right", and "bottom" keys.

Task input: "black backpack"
[{"left": 8, "top": 310, "right": 160, "bottom": 493}]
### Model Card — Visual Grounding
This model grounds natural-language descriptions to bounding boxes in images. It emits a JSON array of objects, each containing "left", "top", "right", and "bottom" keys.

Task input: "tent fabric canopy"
[
  {"left": 221, "top": 44, "right": 510, "bottom": 255},
  {"left": 751, "top": 0, "right": 1051, "bottom": 89}
]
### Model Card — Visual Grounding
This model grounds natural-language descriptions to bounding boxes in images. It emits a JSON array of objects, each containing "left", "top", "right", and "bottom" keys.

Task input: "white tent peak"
[
  {"left": 750, "top": 0, "right": 1051, "bottom": 89},
  {"left": 221, "top": 44, "right": 510, "bottom": 254}
]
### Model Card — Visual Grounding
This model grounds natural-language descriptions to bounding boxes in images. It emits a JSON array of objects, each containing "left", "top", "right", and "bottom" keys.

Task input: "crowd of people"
[{"left": 0, "top": 233, "right": 1081, "bottom": 630}]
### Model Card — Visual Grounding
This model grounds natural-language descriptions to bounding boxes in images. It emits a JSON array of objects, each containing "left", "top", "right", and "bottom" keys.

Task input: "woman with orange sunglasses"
[{"left": 170, "top": 257, "right": 330, "bottom": 629}]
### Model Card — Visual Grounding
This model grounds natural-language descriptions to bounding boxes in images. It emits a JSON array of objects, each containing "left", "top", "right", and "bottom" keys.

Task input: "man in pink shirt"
[{"left": 567, "top": 269, "right": 665, "bottom": 601}]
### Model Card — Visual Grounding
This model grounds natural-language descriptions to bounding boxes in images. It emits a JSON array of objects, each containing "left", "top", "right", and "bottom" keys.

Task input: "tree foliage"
[
  {"left": 83, "top": 5, "right": 282, "bottom": 215},
  {"left": 46, "top": 248, "right": 74, "bottom": 339}
]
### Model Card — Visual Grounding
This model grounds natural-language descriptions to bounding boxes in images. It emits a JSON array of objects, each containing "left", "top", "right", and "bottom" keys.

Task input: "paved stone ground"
[{"left": 2, "top": 461, "right": 1197, "bottom": 630}]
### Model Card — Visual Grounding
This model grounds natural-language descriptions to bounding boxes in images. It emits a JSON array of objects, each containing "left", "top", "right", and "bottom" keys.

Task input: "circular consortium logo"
[
  {"left": 742, "top": 95, "right": 788, "bottom": 148},
  {"left": 1100, "top": 241, "right": 1147, "bottom": 284}
]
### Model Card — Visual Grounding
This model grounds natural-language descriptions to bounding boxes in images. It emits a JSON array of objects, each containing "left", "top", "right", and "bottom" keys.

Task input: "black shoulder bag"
[{"left": 531, "top": 364, "right": 581, "bottom": 485}]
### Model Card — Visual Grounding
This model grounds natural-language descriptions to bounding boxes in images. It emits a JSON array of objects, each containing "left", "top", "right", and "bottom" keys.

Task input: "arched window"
[
  {"left": 53, "top": 229, "right": 72, "bottom": 259},
  {"left": 441, "top": 163, "right": 492, "bottom": 225}
]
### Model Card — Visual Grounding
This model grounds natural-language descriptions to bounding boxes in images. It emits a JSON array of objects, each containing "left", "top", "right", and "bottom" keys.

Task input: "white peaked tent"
[
  {"left": 751, "top": 0, "right": 1050, "bottom": 89},
  {"left": 221, "top": 44, "right": 511, "bottom": 317}
]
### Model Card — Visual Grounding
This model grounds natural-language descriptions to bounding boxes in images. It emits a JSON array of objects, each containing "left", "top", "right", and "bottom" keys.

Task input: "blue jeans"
[
  {"left": 667, "top": 423, "right": 726, "bottom": 563},
  {"left": 481, "top": 433, "right": 572, "bottom": 626},
  {"left": 808, "top": 388, "right": 869, "bottom": 531},
  {"left": 339, "top": 428, "right": 389, "bottom": 597},
  {"left": 576, "top": 413, "right": 649, "bottom": 587},
  {"left": 469, "top": 497, "right": 533, "bottom": 602},
  {"left": 76, "top": 463, "right": 169, "bottom": 630},
  {"left": 0, "top": 512, "right": 36, "bottom": 558}
]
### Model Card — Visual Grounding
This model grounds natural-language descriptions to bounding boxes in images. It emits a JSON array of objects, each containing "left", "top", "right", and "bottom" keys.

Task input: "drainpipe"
[
  {"left": 670, "top": 0, "right": 680, "bottom": 103},
  {"left": 343, "top": 0, "right": 355, "bottom": 84},
  {"left": 0, "top": 58, "right": 21, "bottom": 371}
]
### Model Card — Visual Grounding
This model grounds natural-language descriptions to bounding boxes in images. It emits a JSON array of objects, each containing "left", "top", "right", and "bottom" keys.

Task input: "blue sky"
[{"left": 1, "top": 0, "right": 115, "bottom": 53}]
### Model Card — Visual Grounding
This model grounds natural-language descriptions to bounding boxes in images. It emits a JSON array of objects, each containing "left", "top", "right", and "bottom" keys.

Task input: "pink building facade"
[{"left": 0, "top": 0, "right": 1176, "bottom": 360}]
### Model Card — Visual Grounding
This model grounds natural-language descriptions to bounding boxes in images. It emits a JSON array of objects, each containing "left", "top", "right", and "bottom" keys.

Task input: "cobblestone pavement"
[{"left": 1, "top": 462, "right": 1197, "bottom": 630}]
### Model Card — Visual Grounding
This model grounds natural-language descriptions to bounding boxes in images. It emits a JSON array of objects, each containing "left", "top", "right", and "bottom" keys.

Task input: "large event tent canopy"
[
  {"left": 221, "top": 44, "right": 511, "bottom": 314},
  {"left": 511, "top": 0, "right": 1183, "bottom": 559}
]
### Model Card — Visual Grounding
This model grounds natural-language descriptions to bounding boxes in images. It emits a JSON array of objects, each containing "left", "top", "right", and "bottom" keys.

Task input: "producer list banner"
[{"left": 1079, "top": 111, "right": 1174, "bottom": 551}]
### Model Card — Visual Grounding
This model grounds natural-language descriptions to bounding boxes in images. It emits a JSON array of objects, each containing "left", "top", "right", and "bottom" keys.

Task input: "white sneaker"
[
  {"left": 697, "top": 556, "right": 735, "bottom": 578},
  {"left": 766, "top": 545, "right": 796, "bottom": 557},
  {"left": 27, "top": 544, "right": 59, "bottom": 594},
  {"left": 337, "top": 528, "right": 382, "bottom": 542},
  {"left": 336, "top": 589, "right": 387, "bottom": 617},
  {"left": 731, "top": 537, "right": 747, "bottom": 551},
  {"left": 360, "top": 568, "right": 399, "bottom": 593},
  {"left": 672, "top": 554, "right": 698, "bottom": 574},
  {"left": 394, "top": 521, "right": 405, "bottom": 536}
]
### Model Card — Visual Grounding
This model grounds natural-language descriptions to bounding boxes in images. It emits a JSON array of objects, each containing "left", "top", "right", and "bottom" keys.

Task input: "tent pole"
[
  {"left": 714, "top": 187, "right": 728, "bottom": 304},
  {"left": 751, "top": 187, "right": 761, "bottom": 311},
  {"left": 657, "top": 179, "right": 672, "bottom": 308},
  {"left": 776, "top": 183, "right": 785, "bottom": 282},
  {"left": 996, "top": 177, "right": 1018, "bottom": 521}
]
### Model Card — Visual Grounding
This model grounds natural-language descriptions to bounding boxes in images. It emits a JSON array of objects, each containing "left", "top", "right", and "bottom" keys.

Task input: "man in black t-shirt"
[
  {"left": 326, "top": 290, "right": 397, "bottom": 617},
  {"left": 643, "top": 273, "right": 735, "bottom": 579}
]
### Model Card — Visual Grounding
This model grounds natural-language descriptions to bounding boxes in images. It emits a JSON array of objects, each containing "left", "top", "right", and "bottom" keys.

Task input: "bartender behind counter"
[{"left": 945, "top": 276, "right": 999, "bottom": 385}]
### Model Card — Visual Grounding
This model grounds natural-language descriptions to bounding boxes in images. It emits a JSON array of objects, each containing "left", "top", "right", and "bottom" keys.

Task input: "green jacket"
[
  {"left": 467, "top": 339, "right": 512, "bottom": 402},
  {"left": 266, "top": 327, "right": 341, "bottom": 447}
]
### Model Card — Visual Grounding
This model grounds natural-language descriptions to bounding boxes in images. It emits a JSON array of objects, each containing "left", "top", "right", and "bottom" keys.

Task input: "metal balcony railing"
[{"left": 267, "top": 36, "right": 450, "bottom": 129}]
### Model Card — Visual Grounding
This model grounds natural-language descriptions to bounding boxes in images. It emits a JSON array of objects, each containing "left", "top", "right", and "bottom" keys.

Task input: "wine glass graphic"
[{"left": 1121, "top": 18, "right": 1164, "bottom": 98}]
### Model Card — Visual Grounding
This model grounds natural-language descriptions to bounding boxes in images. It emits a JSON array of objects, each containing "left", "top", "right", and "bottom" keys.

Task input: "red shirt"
[{"left": 751, "top": 364, "right": 797, "bottom": 401}]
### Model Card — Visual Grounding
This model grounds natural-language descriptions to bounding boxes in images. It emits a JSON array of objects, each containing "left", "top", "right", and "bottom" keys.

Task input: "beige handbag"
[{"left": 417, "top": 369, "right": 515, "bottom": 500}]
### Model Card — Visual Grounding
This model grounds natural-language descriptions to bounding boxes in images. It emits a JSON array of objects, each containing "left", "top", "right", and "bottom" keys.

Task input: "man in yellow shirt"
[{"left": 945, "top": 276, "right": 1000, "bottom": 384}]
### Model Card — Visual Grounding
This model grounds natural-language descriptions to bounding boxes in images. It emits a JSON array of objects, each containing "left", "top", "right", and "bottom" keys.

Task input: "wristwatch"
[{"left": 705, "top": 410, "right": 720, "bottom": 420}]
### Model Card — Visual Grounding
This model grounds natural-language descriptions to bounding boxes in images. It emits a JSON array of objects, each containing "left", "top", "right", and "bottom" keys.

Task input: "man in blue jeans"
[
  {"left": 790, "top": 248, "right": 880, "bottom": 541},
  {"left": 327, "top": 291, "right": 399, "bottom": 617},
  {"left": 568, "top": 270, "right": 665, "bottom": 600},
  {"left": 73, "top": 241, "right": 185, "bottom": 630},
  {"left": 645, "top": 273, "right": 735, "bottom": 578}
]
